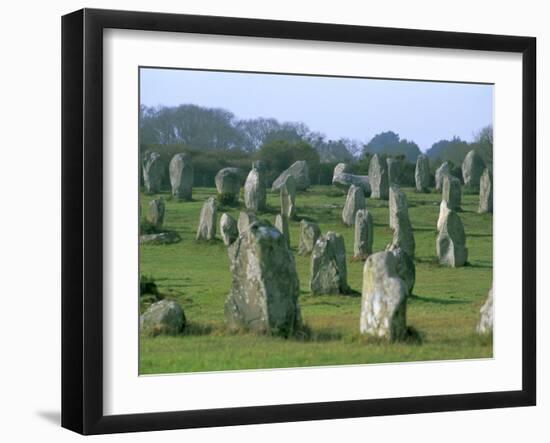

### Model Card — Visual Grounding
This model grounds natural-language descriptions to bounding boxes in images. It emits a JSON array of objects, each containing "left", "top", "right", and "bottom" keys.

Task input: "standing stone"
[
  {"left": 310, "top": 232, "right": 349, "bottom": 295},
  {"left": 353, "top": 209, "right": 373, "bottom": 260},
  {"left": 169, "top": 153, "right": 193, "bottom": 200},
  {"left": 478, "top": 168, "right": 493, "bottom": 214},
  {"left": 387, "top": 158, "right": 402, "bottom": 185},
  {"left": 462, "top": 150, "right": 485, "bottom": 188},
  {"left": 435, "top": 162, "right": 450, "bottom": 191},
  {"left": 244, "top": 167, "right": 266, "bottom": 212},
  {"left": 252, "top": 161, "right": 268, "bottom": 186},
  {"left": 368, "top": 154, "right": 389, "bottom": 199},
  {"left": 281, "top": 175, "right": 297, "bottom": 220},
  {"left": 271, "top": 160, "right": 310, "bottom": 192},
  {"left": 274, "top": 214, "right": 290, "bottom": 247},
  {"left": 196, "top": 197, "right": 217, "bottom": 241},
  {"left": 215, "top": 167, "right": 242, "bottom": 199},
  {"left": 387, "top": 186, "right": 415, "bottom": 258},
  {"left": 390, "top": 247, "right": 415, "bottom": 296},
  {"left": 142, "top": 151, "right": 164, "bottom": 194},
  {"left": 224, "top": 221, "right": 302, "bottom": 336},
  {"left": 360, "top": 251, "right": 407, "bottom": 341},
  {"left": 436, "top": 209, "right": 468, "bottom": 267},
  {"left": 437, "top": 200, "right": 450, "bottom": 232},
  {"left": 298, "top": 220, "right": 321, "bottom": 256},
  {"left": 477, "top": 285, "right": 494, "bottom": 335},
  {"left": 332, "top": 163, "right": 371, "bottom": 195},
  {"left": 220, "top": 213, "right": 238, "bottom": 246},
  {"left": 140, "top": 300, "right": 186, "bottom": 336},
  {"left": 146, "top": 197, "right": 165, "bottom": 230},
  {"left": 415, "top": 154, "right": 430, "bottom": 193},
  {"left": 237, "top": 211, "right": 258, "bottom": 235},
  {"left": 442, "top": 174, "right": 462, "bottom": 210},
  {"left": 342, "top": 184, "right": 366, "bottom": 226}
]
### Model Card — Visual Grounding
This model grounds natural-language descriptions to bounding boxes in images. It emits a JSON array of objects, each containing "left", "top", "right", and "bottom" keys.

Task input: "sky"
[{"left": 140, "top": 68, "right": 493, "bottom": 152}]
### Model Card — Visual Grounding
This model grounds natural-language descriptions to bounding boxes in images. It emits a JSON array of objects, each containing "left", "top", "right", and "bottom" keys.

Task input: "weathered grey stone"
[
  {"left": 196, "top": 197, "right": 217, "bottom": 240},
  {"left": 237, "top": 211, "right": 258, "bottom": 235},
  {"left": 368, "top": 154, "right": 389, "bottom": 199},
  {"left": 437, "top": 200, "right": 450, "bottom": 232},
  {"left": 146, "top": 197, "right": 165, "bottom": 229},
  {"left": 215, "top": 167, "right": 242, "bottom": 198},
  {"left": 360, "top": 251, "right": 407, "bottom": 341},
  {"left": 442, "top": 174, "right": 462, "bottom": 210},
  {"left": 310, "top": 232, "right": 349, "bottom": 295},
  {"left": 478, "top": 168, "right": 493, "bottom": 214},
  {"left": 140, "top": 300, "right": 186, "bottom": 336},
  {"left": 435, "top": 162, "right": 450, "bottom": 191},
  {"left": 415, "top": 154, "right": 430, "bottom": 193},
  {"left": 225, "top": 221, "right": 302, "bottom": 336},
  {"left": 169, "top": 153, "right": 193, "bottom": 200},
  {"left": 462, "top": 150, "right": 485, "bottom": 188},
  {"left": 280, "top": 175, "right": 297, "bottom": 220},
  {"left": 271, "top": 160, "right": 310, "bottom": 192},
  {"left": 220, "top": 213, "right": 239, "bottom": 246},
  {"left": 387, "top": 186, "right": 415, "bottom": 258},
  {"left": 436, "top": 209, "right": 468, "bottom": 267},
  {"left": 477, "top": 285, "right": 494, "bottom": 335},
  {"left": 274, "top": 214, "right": 290, "bottom": 247},
  {"left": 142, "top": 151, "right": 164, "bottom": 194},
  {"left": 298, "top": 220, "right": 321, "bottom": 256},
  {"left": 139, "top": 231, "right": 180, "bottom": 245},
  {"left": 390, "top": 247, "right": 415, "bottom": 296},
  {"left": 353, "top": 209, "right": 373, "bottom": 260},
  {"left": 342, "top": 184, "right": 366, "bottom": 226},
  {"left": 387, "top": 158, "right": 402, "bottom": 185},
  {"left": 244, "top": 167, "right": 266, "bottom": 212},
  {"left": 332, "top": 163, "right": 371, "bottom": 194}
]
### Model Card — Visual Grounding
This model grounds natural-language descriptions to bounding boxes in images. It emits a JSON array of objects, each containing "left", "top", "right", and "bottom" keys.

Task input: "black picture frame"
[{"left": 61, "top": 8, "right": 536, "bottom": 435}]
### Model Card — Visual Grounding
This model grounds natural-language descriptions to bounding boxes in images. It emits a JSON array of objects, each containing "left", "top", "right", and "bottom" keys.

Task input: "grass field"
[{"left": 139, "top": 185, "right": 492, "bottom": 374}]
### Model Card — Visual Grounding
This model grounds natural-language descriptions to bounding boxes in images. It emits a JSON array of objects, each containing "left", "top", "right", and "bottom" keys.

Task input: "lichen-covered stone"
[
  {"left": 477, "top": 285, "right": 494, "bottom": 335},
  {"left": 280, "top": 175, "right": 297, "bottom": 220},
  {"left": 360, "top": 251, "right": 407, "bottom": 341},
  {"left": 224, "top": 221, "right": 302, "bottom": 336},
  {"left": 342, "top": 184, "right": 366, "bottom": 226},
  {"left": 390, "top": 247, "right": 415, "bottom": 296},
  {"left": 353, "top": 209, "right": 373, "bottom": 260},
  {"left": 196, "top": 197, "right": 217, "bottom": 240},
  {"left": 435, "top": 162, "right": 450, "bottom": 191},
  {"left": 237, "top": 211, "right": 258, "bottom": 235},
  {"left": 220, "top": 212, "right": 238, "bottom": 246},
  {"left": 271, "top": 160, "right": 310, "bottom": 192},
  {"left": 275, "top": 214, "right": 290, "bottom": 247},
  {"left": 244, "top": 167, "right": 266, "bottom": 212},
  {"left": 169, "top": 153, "right": 193, "bottom": 200},
  {"left": 436, "top": 209, "right": 468, "bottom": 267},
  {"left": 437, "top": 200, "right": 450, "bottom": 232},
  {"left": 368, "top": 154, "right": 389, "bottom": 199},
  {"left": 387, "top": 186, "right": 415, "bottom": 258},
  {"left": 215, "top": 167, "right": 242, "bottom": 198},
  {"left": 387, "top": 158, "right": 402, "bottom": 185},
  {"left": 298, "top": 220, "right": 321, "bottom": 256},
  {"left": 478, "top": 168, "right": 493, "bottom": 214},
  {"left": 140, "top": 300, "right": 186, "bottom": 336},
  {"left": 146, "top": 197, "right": 165, "bottom": 229},
  {"left": 332, "top": 163, "right": 371, "bottom": 194},
  {"left": 442, "top": 174, "right": 462, "bottom": 210},
  {"left": 415, "top": 154, "right": 430, "bottom": 193},
  {"left": 310, "top": 231, "right": 349, "bottom": 295},
  {"left": 142, "top": 151, "right": 164, "bottom": 194},
  {"left": 462, "top": 150, "right": 485, "bottom": 188}
]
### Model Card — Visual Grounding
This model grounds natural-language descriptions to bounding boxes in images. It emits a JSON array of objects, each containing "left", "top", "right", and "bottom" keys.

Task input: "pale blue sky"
[{"left": 140, "top": 68, "right": 493, "bottom": 152}]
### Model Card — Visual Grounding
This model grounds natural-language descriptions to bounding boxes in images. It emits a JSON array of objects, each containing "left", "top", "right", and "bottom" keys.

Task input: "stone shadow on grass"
[{"left": 409, "top": 294, "right": 468, "bottom": 305}]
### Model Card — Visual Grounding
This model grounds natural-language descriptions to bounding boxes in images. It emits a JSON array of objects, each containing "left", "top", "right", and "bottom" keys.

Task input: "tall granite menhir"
[
  {"left": 342, "top": 184, "right": 366, "bottom": 226},
  {"left": 196, "top": 197, "right": 217, "bottom": 241},
  {"left": 368, "top": 154, "right": 389, "bottom": 199},
  {"left": 142, "top": 151, "right": 164, "bottom": 194},
  {"left": 387, "top": 186, "right": 415, "bottom": 258},
  {"left": 280, "top": 175, "right": 297, "bottom": 220},
  {"left": 310, "top": 232, "right": 349, "bottom": 295},
  {"left": 353, "top": 209, "right": 373, "bottom": 260},
  {"left": 225, "top": 221, "right": 302, "bottom": 337},
  {"left": 298, "top": 220, "right": 321, "bottom": 256},
  {"left": 415, "top": 154, "right": 430, "bottom": 193},
  {"left": 169, "top": 153, "right": 193, "bottom": 200},
  {"left": 436, "top": 209, "right": 468, "bottom": 267},
  {"left": 478, "top": 168, "right": 493, "bottom": 214},
  {"left": 462, "top": 149, "right": 485, "bottom": 189},
  {"left": 435, "top": 161, "right": 450, "bottom": 191},
  {"left": 244, "top": 165, "right": 266, "bottom": 212},
  {"left": 442, "top": 174, "right": 462, "bottom": 211}
]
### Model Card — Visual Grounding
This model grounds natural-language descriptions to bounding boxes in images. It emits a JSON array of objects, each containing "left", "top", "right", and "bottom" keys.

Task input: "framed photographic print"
[{"left": 61, "top": 8, "right": 536, "bottom": 435}]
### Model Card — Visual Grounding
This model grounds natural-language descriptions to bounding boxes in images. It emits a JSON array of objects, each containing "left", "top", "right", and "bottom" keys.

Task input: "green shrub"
[{"left": 140, "top": 274, "right": 159, "bottom": 297}]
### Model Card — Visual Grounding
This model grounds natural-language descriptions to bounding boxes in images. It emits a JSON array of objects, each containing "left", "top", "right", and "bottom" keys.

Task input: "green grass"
[{"left": 139, "top": 185, "right": 492, "bottom": 374}]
